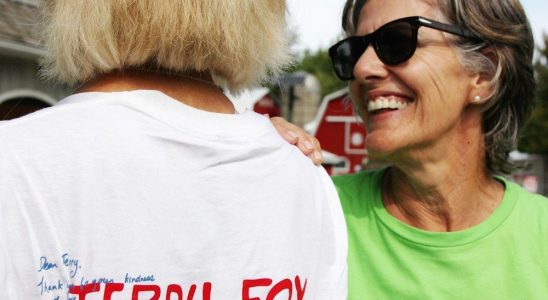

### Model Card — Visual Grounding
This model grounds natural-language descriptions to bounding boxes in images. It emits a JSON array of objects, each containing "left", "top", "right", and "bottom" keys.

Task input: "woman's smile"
[{"left": 367, "top": 95, "right": 411, "bottom": 114}]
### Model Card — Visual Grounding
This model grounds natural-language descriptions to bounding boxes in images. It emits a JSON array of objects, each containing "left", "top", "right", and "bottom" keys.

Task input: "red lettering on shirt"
[
  {"left": 266, "top": 278, "right": 292, "bottom": 300},
  {"left": 132, "top": 284, "right": 161, "bottom": 300},
  {"left": 67, "top": 277, "right": 304, "bottom": 300},
  {"left": 242, "top": 276, "right": 307, "bottom": 300},
  {"left": 68, "top": 283, "right": 101, "bottom": 299},
  {"left": 242, "top": 278, "right": 273, "bottom": 300},
  {"left": 104, "top": 283, "right": 124, "bottom": 299},
  {"left": 295, "top": 276, "right": 307, "bottom": 300}
]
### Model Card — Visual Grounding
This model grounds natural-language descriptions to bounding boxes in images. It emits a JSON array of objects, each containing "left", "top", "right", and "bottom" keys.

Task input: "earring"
[{"left": 473, "top": 95, "right": 481, "bottom": 103}]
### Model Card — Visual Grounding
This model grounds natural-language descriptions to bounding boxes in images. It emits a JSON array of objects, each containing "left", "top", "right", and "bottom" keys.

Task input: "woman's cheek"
[{"left": 349, "top": 82, "right": 367, "bottom": 118}]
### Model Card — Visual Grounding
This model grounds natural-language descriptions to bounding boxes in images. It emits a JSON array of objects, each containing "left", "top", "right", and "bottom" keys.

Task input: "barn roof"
[{"left": 227, "top": 87, "right": 271, "bottom": 113}]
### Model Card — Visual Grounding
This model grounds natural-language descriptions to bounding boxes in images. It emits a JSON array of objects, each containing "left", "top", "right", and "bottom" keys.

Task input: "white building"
[{"left": 0, "top": 0, "right": 70, "bottom": 120}]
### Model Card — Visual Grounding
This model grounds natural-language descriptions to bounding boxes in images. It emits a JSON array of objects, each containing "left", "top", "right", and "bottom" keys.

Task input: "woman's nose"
[{"left": 352, "top": 45, "right": 389, "bottom": 82}]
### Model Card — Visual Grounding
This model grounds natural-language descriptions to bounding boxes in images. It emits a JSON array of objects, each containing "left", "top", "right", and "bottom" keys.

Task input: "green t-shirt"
[{"left": 334, "top": 169, "right": 548, "bottom": 300}]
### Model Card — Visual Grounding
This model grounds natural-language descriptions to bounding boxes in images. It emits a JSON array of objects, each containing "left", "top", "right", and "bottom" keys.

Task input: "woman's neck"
[
  {"left": 77, "top": 70, "right": 235, "bottom": 114},
  {"left": 381, "top": 119, "right": 505, "bottom": 232}
]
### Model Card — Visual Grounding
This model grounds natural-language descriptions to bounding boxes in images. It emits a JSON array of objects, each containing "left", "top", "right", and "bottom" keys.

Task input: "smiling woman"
[{"left": 274, "top": 0, "right": 548, "bottom": 298}]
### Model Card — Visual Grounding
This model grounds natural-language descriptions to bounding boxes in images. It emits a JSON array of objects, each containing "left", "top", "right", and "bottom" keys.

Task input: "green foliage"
[
  {"left": 289, "top": 48, "right": 347, "bottom": 97},
  {"left": 519, "top": 104, "right": 548, "bottom": 153},
  {"left": 535, "top": 36, "right": 548, "bottom": 104},
  {"left": 518, "top": 35, "right": 548, "bottom": 154}
]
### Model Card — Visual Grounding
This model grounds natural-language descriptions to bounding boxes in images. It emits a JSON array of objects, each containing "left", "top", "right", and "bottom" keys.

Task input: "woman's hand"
[{"left": 270, "top": 116, "right": 323, "bottom": 165}]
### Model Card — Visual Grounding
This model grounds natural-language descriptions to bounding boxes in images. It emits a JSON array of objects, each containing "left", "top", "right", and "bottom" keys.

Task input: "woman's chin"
[{"left": 365, "top": 134, "right": 399, "bottom": 156}]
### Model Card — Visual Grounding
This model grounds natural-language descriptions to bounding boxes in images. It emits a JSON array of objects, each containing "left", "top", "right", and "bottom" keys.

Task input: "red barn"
[
  {"left": 305, "top": 89, "right": 368, "bottom": 175},
  {"left": 252, "top": 92, "right": 281, "bottom": 117},
  {"left": 229, "top": 88, "right": 281, "bottom": 117}
]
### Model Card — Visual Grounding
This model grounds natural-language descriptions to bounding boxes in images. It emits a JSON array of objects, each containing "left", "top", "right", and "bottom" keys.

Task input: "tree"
[
  {"left": 290, "top": 48, "right": 347, "bottom": 97},
  {"left": 266, "top": 47, "right": 347, "bottom": 112},
  {"left": 519, "top": 35, "right": 548, "bottom": 154}
]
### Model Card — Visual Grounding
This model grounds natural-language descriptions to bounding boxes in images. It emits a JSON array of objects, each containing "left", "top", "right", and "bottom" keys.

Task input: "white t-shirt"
[{"left": 0, "top": 90, "right": 347, "bottom": 300}]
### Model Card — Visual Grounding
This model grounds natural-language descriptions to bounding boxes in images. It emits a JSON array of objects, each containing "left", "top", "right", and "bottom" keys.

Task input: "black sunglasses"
[{"left": 328, "top": 16, "right": 483, "bottom": 80}]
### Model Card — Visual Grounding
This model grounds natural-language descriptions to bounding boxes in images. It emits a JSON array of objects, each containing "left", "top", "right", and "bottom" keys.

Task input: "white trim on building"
[
  {"left": 0, "top": 40, "right": 45, "bottom": 60},
  {"left": 9, "top": 0, "right": 38, "bottom": 6},
  {"left": 0, "top": 89, "right": 57, "bottom": 105},
  {"left": 304, "top": 88, "right": 354, "bottom": 135}
]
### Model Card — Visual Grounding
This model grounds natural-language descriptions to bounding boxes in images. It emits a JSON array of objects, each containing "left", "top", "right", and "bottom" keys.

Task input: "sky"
[{"left": 287, "top": 0, "right": 548, "bottom": 52}]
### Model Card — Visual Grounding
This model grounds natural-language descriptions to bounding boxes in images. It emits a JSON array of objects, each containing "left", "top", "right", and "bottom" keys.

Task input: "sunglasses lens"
[
  {"left": 377, "top": 21, "right": 416, "bottom": 65},
  {"left": 330, "top": 37, "right": 366, "bottom": 80},
  {"left": 329, "top": 19, "right": 419, "bottom": 80}
]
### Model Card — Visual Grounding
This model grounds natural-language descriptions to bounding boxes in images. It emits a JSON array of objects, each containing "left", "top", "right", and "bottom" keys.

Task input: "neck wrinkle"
[
  {"left": 77, "top": 70, "right": 235, "bottom": 114},
  {"left": 381, "top": 134, "right": 503, "bottom": 232}
]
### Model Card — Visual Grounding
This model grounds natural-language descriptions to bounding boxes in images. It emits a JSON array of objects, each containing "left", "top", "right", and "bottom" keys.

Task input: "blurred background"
[{"left": 1, "top": 0, "right": 547, "bottom": 195}]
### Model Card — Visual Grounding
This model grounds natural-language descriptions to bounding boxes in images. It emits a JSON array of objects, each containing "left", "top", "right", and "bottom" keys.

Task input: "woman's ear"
[{"left": 468, "top": 47, "right": 497, "bottom": 105}]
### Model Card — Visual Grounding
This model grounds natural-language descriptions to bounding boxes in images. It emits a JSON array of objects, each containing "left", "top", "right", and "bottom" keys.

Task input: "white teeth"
[{"left": 367, "top": 96, "right": 408, "bottom": 112}]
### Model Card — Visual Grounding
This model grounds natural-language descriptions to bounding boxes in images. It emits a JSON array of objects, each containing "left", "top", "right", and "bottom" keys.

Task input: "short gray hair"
[
  {"left": 341, "top": 0, "right": 536, "bottom": 175},
  {"left": 40, "top": 0, "right": 291, "bottom": 92}
]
